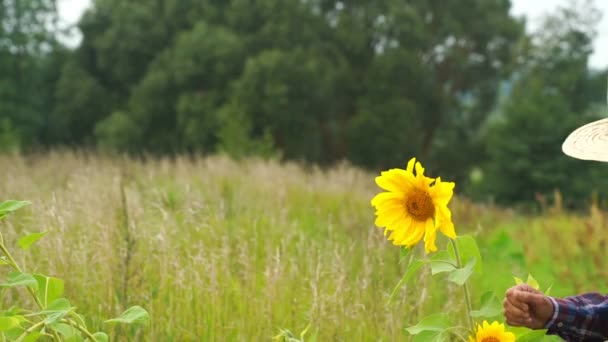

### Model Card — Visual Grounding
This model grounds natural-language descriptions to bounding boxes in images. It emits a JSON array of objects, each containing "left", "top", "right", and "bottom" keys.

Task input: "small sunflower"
[
  {"left": 469, "top": 321, "right": 515, "bottom": 342},
  {"left": 370, "top": 157, "right": 455, "bottom": 253}
]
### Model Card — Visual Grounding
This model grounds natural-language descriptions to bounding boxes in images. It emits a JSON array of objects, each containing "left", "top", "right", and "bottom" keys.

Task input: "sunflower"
[
  {"left": 370, "top": 157, "right": 455, "bottom": 253},
  {"left": 469, "top": 321, "right": 515, "bottom": 342}
]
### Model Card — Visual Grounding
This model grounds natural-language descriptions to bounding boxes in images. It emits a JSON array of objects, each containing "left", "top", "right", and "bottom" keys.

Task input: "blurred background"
[{"left": 2, "top": 0, "right": 608, "bottom": 208}]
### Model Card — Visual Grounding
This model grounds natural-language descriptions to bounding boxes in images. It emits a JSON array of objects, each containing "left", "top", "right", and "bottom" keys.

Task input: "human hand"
[{"left": 503, "top": 284, "right": 554, "bottom": 329}]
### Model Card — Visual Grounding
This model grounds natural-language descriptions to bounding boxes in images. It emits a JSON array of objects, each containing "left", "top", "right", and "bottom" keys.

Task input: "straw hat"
[{"left": 562, "top": 118, "right": 608, "bottom": 162}]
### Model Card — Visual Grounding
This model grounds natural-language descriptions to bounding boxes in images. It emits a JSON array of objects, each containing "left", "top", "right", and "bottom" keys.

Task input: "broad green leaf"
[
  {"left": 0, "top": 201, "right": 30, "bottom": 218},
  {"left": 92, "top": 332, "right": 109, "bottom": 342},
  {"left": 0, "top": 317, "right": 20, "bottom": 331},
  {"left": 430, "top": 251, "right": 457, "bottom": 275},
  {"left": 18, "top": 232, "right": 48, "bottom": 250},
  {"left": 3, "top": 326, "right": 25, "bottom": 340},
  {"left": 448, "top": 258, "right": 476, "bottom": 285},
  {"left": 412, "top": 330, "right": 445, "bottom": 342},
  {"left": 448, "top": 235, "right": 483, "bottom": 273},
  {"left": 39, "top": 298, "right": 74, "bottom": 324},
  {"left": 516, "top": 329, "right": 548, "bottom": 342},
  {"left": 44, "top": 311, "right": 69, "bottom": 325},
  {"left": 33, "top": 274, "right": 64, "bottom": 307},
  {"left": 430, "top": 261, "right": 457, "bottom": 275},
  {"left": 526, "top": 274, "right": 540, "bottom": 290},
  {"left": 405, "top": 313, "right": 452, "bottom": 335},
  {"left": 40, "top": 298, "right": 72, "bottom": 313},
  {"left": 65, "top": 334, "right": 85, "bottom": 342},
  {"left": 387, "top": 260, "right": 425, "bottom": 304},
  {"left": 0, "top": 272, "right": 38, "bottom": 289},
  {"left": 50, "top": 322, "right": 79, "bottom": 338},
  {"left": 105, "top": 306, "right": 150, "bottom": 325},
  {"left": 23, "top": 331, "right": 42, "bottom": 342},
  {"left": 470, "top": 292, "right": 502, "bottom": 318}
]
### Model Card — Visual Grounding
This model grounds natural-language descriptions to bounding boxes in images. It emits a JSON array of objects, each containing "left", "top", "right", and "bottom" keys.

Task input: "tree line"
[{"left": 1, "top": 0, "right": 607, "bottom": 207}]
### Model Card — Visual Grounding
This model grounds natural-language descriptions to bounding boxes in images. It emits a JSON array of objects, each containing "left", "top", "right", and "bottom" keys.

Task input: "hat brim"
[{"left": 562, "top": 118, "right": 608, "bottom": 162}]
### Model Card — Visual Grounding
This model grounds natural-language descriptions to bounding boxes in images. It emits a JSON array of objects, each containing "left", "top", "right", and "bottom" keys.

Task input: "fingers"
[
  {"left": 514, "top": 291, "right": 547, "bottom": 307},
  {"left": 515, "top": 284, "right": 543, "bottom": 295},
  {"left": 505, "top": 288, "right": 529, "bottom": 312},
  {"left": 503, "top": 296, "right": 531, "bottom": 327}
]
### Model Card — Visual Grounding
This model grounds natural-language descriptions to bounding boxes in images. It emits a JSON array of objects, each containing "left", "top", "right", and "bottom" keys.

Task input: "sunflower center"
[
  {"left": 405, "top": 190, "right": 435, "bottom": 221},
  {"left": 481, "top": 338, "right": 500, "bottom": 342}
]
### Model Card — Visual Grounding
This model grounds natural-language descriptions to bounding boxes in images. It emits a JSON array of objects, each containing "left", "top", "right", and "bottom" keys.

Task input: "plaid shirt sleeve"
[{"left": 544, "top": 293, "right": 608, "bottom": 341}]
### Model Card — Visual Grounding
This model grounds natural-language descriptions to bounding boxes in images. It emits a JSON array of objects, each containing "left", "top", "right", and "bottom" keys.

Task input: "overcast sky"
[{"left": 57, "top": 0, "right": 608, "bottom": 69}]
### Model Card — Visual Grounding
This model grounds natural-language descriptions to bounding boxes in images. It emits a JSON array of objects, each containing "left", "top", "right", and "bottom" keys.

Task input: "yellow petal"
[
  {"left": 429, "top": 178, "right": 454, "bottom": 205},
  {"left": 415, "top": 162, "right": 425, "bottom": 177},
  {"left": 375, "top": 203, "right": 404, "bottom": 215},
  {"left": 402, "top": 220, "right": 425, "bottom": 247},
  {"left": 389, "top": 216, "right": 415, "bottom": 244},
  {"left": 375, "top": 175, "right": 403, "bottom": 193},
  {"left": 436, "top": 207, "right": 456, "bottom": 239},
  {"left": 423, "top": 219, "right": 438, "bottom": 253},
  {"left": 371, "top": 192, "right": 402, "bottom": 207},
  {"left": 375, "top": 209, "right": 403, "bottom": 227},
  {"left": 406, "top": 157, "right": 416, "bottom": 173},
  {"left": 380, "top": 169, "right": 415, "bottom": 191}
]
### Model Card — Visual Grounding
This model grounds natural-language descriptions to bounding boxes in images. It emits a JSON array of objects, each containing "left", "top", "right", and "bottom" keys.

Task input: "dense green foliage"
[{"left": 1, "top": 0, "right": 608, "bottom": 205}]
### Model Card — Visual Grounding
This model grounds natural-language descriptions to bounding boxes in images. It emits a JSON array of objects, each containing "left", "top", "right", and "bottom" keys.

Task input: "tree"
[
  {"left": 477, "top": 3, "right": 607, "bottom": 207},
  {"left": 0, "top": 0, "right": 60, "bottom": 150}
]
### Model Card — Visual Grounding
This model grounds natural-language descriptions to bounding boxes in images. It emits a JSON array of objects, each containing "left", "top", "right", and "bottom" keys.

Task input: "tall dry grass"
[{"left": 0, "top": 152, "right": 604, "bottom": 341}]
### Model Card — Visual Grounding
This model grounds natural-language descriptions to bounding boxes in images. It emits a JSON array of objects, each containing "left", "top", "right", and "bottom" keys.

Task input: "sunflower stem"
[{"left": 450, "top": 239, "right": 474, "bottom": 334}]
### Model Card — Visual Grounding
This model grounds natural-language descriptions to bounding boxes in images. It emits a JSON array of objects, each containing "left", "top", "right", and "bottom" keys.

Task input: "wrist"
[{"left": 542, "top": 296, "right": 558, "bottom": 329}]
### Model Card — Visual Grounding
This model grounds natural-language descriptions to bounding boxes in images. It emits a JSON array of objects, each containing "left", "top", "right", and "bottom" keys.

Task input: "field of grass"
[{"left": 0, "top": 153, "right": 606, "bottom": 341}]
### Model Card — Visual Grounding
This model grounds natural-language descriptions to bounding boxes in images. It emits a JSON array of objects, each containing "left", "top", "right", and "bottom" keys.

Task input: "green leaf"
[
  {"left": 545, "top": 284, "right": 553, "bottom": 296},
  {"left": 0, "top": 317, "right": 21, "bottom": 331},
  {"left": 40, "top": 298, "right": 72, "bottom": 313},
  {"left": 405, "top": 313, "right": 452, "bottom": 335},
  {"left": 0, "top": 272, "right": 38, "bottom": 289},
  {"left": 0, "top": 201, "right": 30, "bottom": 218},
  {"left": 3, "top": 326, "right": 25, "bottom": 340},
  {"left": 92, "top": 332, "right": 109, "bottom": 342},
  {"left": 105, "top": 306, "right": 150, "bottom": 325},
  {"left": 65, "top": 334, "right": 85, "bottom": 342},
  {"left": 44, "top": 312, "right": 68, "bottom": 325},
  {"left": 470, "top": 292, "right": 502, "bottom": 318},
  {"left": 429, "top": 260, "right": 456, "bottom": 275},
  {"left": 526, "top": 274, "right": 540, "bottom": 290},
  {"left": 448, "top": 258, "right": 476, "bottom": 285},
  {"left": 387, "top": 260, "right": 426, "bottom": 304},
  {"left": 516, "top": 329, "right": 548, "bottom": 342},
  {"left": 448, "top": 235, "right": 483, "bottom": 273},
  {"left": 51, "top": 323, "right": 79, "bottom": 338},
  {"left": 412, "top": 330, "right": 445, "bottom": 342},
  {"left": 0, "top": 257, "right": 9, "bottom": 266},
  {"left": 430, "top": 251, "right": 457, "bottom": 275},
  {"left": 39, "top": 298, "right": 74, "bottom": 325},
  {"left": 514, "top": 276, "right": 524, "bottom": 285},
  {"left": 23, "top": 331, "right": 42, "bottom": 342},
  {"left": 33, "top": 274, "right": 64, "bottom": 308},
  {"left": 18, "top": 232, "right": 48, "bottom": 250}
]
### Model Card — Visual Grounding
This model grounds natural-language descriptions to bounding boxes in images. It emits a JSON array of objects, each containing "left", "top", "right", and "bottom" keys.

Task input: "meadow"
[{"left": 0, "top": 153, "right": 605, "bottom": 341}]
